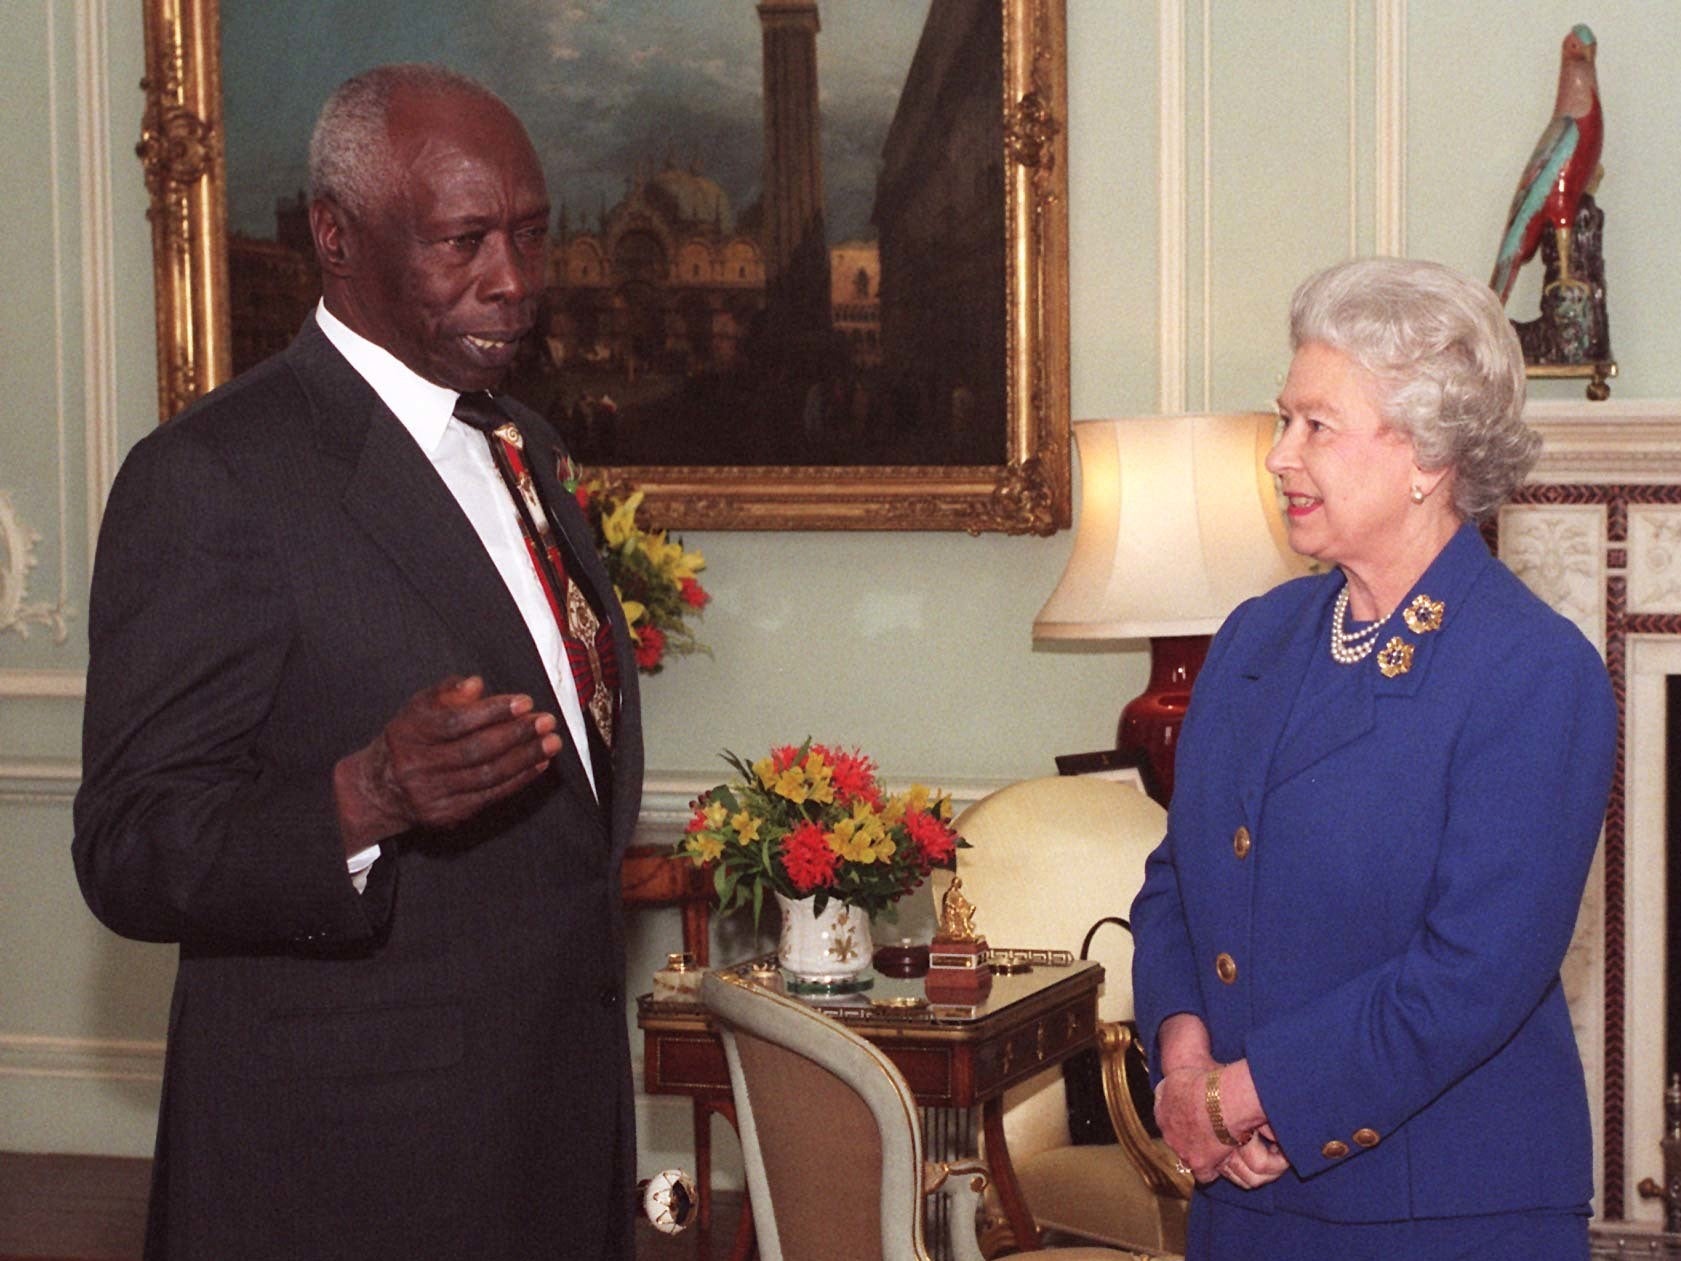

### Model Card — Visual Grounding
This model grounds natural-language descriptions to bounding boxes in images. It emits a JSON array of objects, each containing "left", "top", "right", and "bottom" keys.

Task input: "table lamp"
[{"left": 1033, "top": 413, "right": 1306, "bottom": 804}]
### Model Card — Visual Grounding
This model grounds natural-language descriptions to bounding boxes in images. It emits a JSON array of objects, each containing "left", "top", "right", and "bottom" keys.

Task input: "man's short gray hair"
[
  {"left": 308, "top": 63, "right": 500, "bottom": 220},
  {"left": 1289, "top": 257, "right": 1538, "bottom": 521}
]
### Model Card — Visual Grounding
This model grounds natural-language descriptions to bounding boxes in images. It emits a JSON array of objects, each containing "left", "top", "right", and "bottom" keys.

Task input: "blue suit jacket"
[{"left": 1131, "top": 522, "right": 1615, "bottom": 1222}]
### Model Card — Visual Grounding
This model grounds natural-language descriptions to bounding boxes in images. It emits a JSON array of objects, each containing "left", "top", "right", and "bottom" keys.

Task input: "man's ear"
[{"left": 310, "top": 197, "right": 354, "bottom": 277}]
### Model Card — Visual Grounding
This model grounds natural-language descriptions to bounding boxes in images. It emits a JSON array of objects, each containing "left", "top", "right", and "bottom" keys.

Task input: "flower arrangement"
[
  {"left": 679, "top": 741, "right": 966, "bottom": 923},
  {"left": 560, "top": 459, "right": 709, "bottom": 675}
]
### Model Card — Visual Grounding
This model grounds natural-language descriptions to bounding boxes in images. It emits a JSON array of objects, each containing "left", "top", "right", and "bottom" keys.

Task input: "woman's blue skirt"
[{"left": 1186, "top": 1193, "right": 1590, "bottom": 1260}]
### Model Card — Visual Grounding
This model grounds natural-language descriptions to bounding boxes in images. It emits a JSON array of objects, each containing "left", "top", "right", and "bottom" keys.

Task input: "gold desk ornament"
[
  {"left": 936, "top": 876, "right": 982, "bottom": 943},
  {"left": 1376, "top": 637, "right": 1415, "bottom": 679},
  {"left": 652, "top": 951, "right": 702, "bottom": 1003},
  {"left": 927, "top": 877, "right": 991, "bottom": 998}
]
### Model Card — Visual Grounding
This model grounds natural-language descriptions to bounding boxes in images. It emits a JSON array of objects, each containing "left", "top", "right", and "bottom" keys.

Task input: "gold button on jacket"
[
  {"left": 1353, "top": 1127, "right": 1380, "bottom": 1148},
  {"left": 1233, "top": 825, "right": 1252, "bottom": 858},
  {"left": 1215, "top": 952, "right": 1238, "bottom": 984},
  {"left": 1321, "top": 1139, "right": 1350, "bottom": 1160}
]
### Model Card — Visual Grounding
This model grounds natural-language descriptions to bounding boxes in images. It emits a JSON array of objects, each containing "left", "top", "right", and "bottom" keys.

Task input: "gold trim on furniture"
[
  {"left": 1099, "top": 1021, "right": 1195, "bottom": 1202},
  {"left": 137, "top": 0, "right": 1071, "bottom": 534}
]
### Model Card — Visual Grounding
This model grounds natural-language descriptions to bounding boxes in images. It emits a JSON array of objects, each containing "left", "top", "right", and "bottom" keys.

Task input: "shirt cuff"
[{"left": 346, "top": 843, "right": 381, "bottom": 895}]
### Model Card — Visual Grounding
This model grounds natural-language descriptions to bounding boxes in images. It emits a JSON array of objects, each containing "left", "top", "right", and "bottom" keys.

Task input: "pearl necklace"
[{"left": 1328, "top": 585, "right": 1396, "bottom": 665}]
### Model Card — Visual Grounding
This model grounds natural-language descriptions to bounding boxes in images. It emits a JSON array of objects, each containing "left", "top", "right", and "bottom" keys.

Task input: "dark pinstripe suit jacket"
[{"left": 74, "top": 316, "right": 643, "bottom": 1259}]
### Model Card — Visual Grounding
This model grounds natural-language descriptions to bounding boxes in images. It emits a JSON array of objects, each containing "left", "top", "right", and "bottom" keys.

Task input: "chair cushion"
[{"left": 1014, "top": 1143, "right": 1187, "bottom": 1255}]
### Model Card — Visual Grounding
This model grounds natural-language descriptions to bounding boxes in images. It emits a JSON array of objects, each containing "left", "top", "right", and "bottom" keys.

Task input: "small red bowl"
[{"left": 872, "top": 942, "right": 930, "bottom": 978}]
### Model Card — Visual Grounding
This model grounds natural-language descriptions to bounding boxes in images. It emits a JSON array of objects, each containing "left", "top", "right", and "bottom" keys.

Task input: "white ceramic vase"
[{"left": 775, "top": 893, "right": 874, "bottom": 993}]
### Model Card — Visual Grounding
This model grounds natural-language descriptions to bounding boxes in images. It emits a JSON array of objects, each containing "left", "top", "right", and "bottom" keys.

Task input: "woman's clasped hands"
[{"left": 1153, "top": 1014, "right": 1292, "bottom": 1189}]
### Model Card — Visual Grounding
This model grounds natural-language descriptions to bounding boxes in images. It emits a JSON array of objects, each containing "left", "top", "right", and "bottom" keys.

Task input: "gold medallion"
[
  {"left": 1376, "top": 637, "right": 1414, "bottom": 678},
  {"left": 1403, "top": 594, "right": 1444, "bottom": 634}
]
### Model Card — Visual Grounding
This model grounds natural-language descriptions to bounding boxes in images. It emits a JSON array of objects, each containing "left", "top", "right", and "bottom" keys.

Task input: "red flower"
[
  {"left": 903, "top": 809, "right": 957, "bottom": 870},
  {"left": 634, "top": 624, "right": 666, "bottom": 670},
  {"left": 769, "top": 745, "right": 803, "bottom": 773},
  {"left": 574, "top": 484, "right": 591, "bottom": 511},
  {"left": 815, "top": 744, "right": 881, "bottom": 807},
  {"left": 780, "top": 821, "right": 838, "bottom": 892},
  {"left": 679, "top": 577, "right": 710, "bottom": 609}
]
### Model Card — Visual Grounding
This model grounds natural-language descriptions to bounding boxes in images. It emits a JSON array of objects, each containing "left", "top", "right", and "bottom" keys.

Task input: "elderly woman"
[{"left": 1130, "top": 257, "right": 1616, "bottom": 1259}]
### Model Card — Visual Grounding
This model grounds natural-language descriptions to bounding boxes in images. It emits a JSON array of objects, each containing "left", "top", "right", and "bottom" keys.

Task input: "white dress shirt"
[{"left": 316, "top": 304, "right": 597, "bottom": 884}]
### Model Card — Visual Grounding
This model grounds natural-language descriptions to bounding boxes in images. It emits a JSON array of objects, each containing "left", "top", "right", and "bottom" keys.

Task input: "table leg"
[
  {"left": 981, "top": 1096, "right": 1040, "bottom": 1252},
  {"left": 693, "top": 1098, "right": 714, "bottom": 1231}
]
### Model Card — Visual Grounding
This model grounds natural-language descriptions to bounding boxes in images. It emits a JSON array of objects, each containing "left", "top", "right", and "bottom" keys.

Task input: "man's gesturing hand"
[{"left": 334, "top": 676, "right": 563, "bottom": 853}]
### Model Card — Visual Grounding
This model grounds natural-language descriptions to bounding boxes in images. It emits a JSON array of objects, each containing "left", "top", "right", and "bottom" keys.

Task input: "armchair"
[
  {"left": 940, "top": 776, "right": 1191, "bottom": 1256},
  {"left": 699, "top": 970, "right": 1147, "bottom": 1261}
]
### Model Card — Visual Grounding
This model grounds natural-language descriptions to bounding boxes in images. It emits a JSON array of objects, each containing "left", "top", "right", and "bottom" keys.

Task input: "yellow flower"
[
  {"left": 730, "top": 811, "right": 762, "bottom": 843},
  {"left": 800, "top": 752, "right": 836, "bottom": 805},
  {"left": 601, "top": 490, "right": 645, "bottom": 549},
  {"left": 685, "top": 833, "right": 724, "bottom": 864},
  {"left": 828, "top": 804, "right": 896, "bottom": 864},
  {"left": 702, "top": 801, "right": 728, "bottom": 830},
  {"left": 617, "top": 590, "right": 648, "bottom": 629}
]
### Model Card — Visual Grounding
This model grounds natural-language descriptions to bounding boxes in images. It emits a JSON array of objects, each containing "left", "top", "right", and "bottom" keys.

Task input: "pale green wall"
[{"left": 3, "top": 0, "right": 1678, "bottom": 1183}]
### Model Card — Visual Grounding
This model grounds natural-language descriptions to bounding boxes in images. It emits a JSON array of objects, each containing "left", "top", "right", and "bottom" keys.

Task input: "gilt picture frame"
[{"left": 138, "top": 0, "right": 1069, "bottom": 533}]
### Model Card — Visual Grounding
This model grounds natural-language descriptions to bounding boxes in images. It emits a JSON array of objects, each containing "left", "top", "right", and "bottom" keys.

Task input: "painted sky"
[{"left": 223, "top": 0, "right": 933, "bottom": 244}]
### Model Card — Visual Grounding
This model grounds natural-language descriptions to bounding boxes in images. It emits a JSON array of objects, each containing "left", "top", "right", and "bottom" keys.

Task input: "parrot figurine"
[{"left": 1489, "top": 24, "right": 1602, "bottom": 305}]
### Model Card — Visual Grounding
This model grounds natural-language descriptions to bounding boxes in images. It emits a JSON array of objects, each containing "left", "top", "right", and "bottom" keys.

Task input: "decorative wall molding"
[
  {"left": 0, "top": 492, "right": 71, "bottom": 644},
  {"left": 1345, "top": 0, "right": 1359, "bottom": 255},
  {"left": 1528, "top": 402, "right": 1681, "bottom": 481},
  {"left": 78, "top": 0, "right": 121, "bottom": 530},
  {"left": 1373, "top": 0, "right": 1407, "bottom": 255},
  {"left": 0, "top": 669, "right": 85, "bottom": 699},
  {"left": 1156, "top": 0, "right": 1187, "bottom": 413},
  {"left": 0, "top": 1034, "right": 164, "bottom": 1084},
  {"left": 0, "top": 759, "right": 80, "bottom": 804}
]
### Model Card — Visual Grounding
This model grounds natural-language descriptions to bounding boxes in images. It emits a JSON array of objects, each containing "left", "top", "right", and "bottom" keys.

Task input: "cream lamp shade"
[{"left": 1034, "top": 413, "right": 1307, "bottom": 640}]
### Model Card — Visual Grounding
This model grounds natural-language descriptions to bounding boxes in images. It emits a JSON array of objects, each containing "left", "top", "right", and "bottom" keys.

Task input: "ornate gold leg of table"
[{"left": 981, "top": 1094, "right": 1041, "bottom": 1252}]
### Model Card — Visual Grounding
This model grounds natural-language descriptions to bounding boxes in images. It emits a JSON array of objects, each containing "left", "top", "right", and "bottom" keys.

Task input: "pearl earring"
[{"left": 1410, "top": 486, "right": 1425, "bottom": 504}]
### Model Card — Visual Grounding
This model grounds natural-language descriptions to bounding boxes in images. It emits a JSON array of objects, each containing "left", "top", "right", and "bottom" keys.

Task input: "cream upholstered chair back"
[
  {"left": 942, "top": 775, "right": 1163, "bottom": 1027},
  {"left": 699, "top": 970, "right": 1137, "bottom": 1261},
  {"left": 939, "top": 775, "right": 1188, "bottom": 1255}
]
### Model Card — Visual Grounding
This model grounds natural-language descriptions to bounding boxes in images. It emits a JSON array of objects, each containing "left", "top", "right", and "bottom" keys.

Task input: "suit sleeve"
[
  {"left": 73, "top": 429, "right": 395, "bottom": 949},
  {"left": 1242, "top": 625, "right": 1616, "bottom": 1176},
  {"left": 1130, "top": 598, "right": 1252, "bottom": 1077}
]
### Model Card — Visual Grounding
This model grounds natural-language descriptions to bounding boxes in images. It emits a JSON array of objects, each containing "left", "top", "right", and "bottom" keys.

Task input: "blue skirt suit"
[{"left": 1131, "top": 523, "right": 1617, "bottom": 1258}]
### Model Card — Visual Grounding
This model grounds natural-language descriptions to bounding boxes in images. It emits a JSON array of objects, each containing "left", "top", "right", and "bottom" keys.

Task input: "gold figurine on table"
[
  {"left": 927, "top": 876, "right": 991, "bottom": 998},
  {"left": 936, "top": 876, "right": 982, "bottom": 943}
]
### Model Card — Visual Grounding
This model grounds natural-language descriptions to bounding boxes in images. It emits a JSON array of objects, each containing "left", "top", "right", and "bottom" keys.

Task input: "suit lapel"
[
  {"left": 286, "top": 322, "right": 602, "bottom": 810},
  {"left": 1226, "top": 580, "right": 1340, "bottom": 817},
  {"left": 1256, "top": 522, "right": 1494, "bottom": 793}
]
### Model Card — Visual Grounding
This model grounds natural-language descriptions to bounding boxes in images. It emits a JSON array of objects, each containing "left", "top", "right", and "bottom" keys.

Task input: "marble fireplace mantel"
[{"left": 1504, "top": 398, "right": 1681, "bottom": 1226}]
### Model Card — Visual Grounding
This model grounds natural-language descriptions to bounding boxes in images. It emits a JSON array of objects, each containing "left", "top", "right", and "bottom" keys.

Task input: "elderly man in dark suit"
[{"left": 73, "top": 63, "right": 642, "bottom": 1259}]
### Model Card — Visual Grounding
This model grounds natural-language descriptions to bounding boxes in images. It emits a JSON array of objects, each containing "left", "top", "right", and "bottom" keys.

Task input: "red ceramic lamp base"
[{"left": 1117, "top": 634, "right": 1210, "bottom": 806}]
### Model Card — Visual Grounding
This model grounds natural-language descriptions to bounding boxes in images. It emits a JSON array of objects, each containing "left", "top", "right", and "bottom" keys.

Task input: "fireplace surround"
[{"left": 1497, "top": 401, "right": 1681, "bottom": 1227}]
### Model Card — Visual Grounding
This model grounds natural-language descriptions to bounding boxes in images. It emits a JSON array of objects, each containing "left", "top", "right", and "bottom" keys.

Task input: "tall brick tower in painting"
[{"left": 756, "top": 0, "right": 832, "bottom": 344}]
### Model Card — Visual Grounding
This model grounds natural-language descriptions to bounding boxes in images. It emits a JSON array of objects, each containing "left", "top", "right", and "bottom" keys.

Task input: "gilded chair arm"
[
  {"left": 925, "top": 1159, "right": 992, "bottom": 1261},
  {"left": 1098, "top": 1020, "right": 1195, "bottom": 1201}
]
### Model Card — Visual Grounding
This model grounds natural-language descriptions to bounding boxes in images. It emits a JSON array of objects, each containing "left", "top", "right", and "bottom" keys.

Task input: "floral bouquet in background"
[
  {"left": 679, "top": 741, "right": 966, "bottom": 924},
  {"left": 561, "top": 460, "right": 709, "bottom": 675}
]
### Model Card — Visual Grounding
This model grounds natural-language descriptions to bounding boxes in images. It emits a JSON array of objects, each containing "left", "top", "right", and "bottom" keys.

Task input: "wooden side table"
[
  {"left": 620, "top": 844, "right": 715, "bottom": 964},
  {"left": 639, "top": 957, "right": 1104, "bottom": 1257}
]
